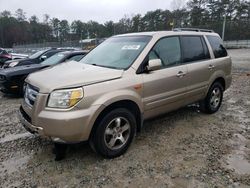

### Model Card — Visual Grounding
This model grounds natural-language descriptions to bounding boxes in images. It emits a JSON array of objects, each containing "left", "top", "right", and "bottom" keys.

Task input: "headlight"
[
  {"left": 9, "top": 62, "right": 18, "bottom": 67},
  {"left": 47, "top": 88, "right": 83, "bottom": 108}
]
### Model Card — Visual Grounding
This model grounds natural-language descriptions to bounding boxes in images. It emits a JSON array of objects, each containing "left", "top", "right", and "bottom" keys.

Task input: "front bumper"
[
  {"left": 0, "top": 80, "right": 20, "bottom": 94},
  {"left": 18, "top": 106, "right": 45, "bottom": 136},
  {"left": 19, "top": 97, "right": 102, "bottom": 143}
]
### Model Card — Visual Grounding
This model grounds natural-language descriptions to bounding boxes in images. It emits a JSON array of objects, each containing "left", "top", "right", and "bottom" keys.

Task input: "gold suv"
[{"left": 19, "top": 29, "right": 232, "bottom": 158}]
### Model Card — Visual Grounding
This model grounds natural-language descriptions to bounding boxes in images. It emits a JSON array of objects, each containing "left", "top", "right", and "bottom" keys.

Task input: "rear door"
[
  {"left": 180, "top": 35, "right": 212, "bottom": 103},
  {"left": 142, "top": 36, "right": 188, "bottom": 119},
  {"left": 206, "top": 35, "right": 231, "bottom": 81}
]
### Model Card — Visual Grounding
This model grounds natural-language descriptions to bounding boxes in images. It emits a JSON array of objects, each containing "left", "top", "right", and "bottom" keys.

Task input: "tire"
[
  {"left": 18, "top": 78, "right": 26, "bottom": 97},
  {"left": 200, "top": 82, "right": 224, "bottom": 114},
  {"left": 90, "top": 108, "right": 136, "bottom": 158},
  {"left": 18, "top": 82, "right": 25, "bottom": 96}
]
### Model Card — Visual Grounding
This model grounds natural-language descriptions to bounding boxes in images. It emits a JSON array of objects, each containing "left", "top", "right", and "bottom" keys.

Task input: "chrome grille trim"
[{"left": 24, "top": 84, "right": 39, "bottom": 107}]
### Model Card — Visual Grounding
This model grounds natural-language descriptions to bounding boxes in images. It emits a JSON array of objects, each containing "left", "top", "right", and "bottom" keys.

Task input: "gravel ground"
[{"left": 0, "top": 49, "right": 250, "bottom": 188}]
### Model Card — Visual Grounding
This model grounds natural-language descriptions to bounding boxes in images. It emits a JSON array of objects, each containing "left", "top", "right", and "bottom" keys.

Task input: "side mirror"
[
  {"left": 40, "top": 55, "right": 47, "bottom": 61},
  {"left": 147, "top": 59, "right": 162, "bottom": 71}
]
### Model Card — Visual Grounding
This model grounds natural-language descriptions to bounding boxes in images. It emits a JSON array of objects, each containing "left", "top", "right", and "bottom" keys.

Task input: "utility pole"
[
  {"left": 222, "top": 15, "right": 226, "bottom": 41},
  {"left": 80, "top": 30, "right": 83, "bottom": 49}
]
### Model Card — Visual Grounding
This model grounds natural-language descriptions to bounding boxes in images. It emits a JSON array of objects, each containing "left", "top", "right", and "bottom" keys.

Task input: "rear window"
[
  {"left": 181, "top": 36, "right": 210, "bottom": 63},
  {"left": 206, "top": 35, "right": 227, "bottom": 58},
  {"left": 0, "top": 50, "right": 8, "bottom": 55},
  {"left": 43, "top": 51, "right": 61, "bottom": 59}
]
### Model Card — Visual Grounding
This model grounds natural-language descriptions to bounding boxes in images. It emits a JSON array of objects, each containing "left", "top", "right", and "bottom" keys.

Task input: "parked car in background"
[
  {"left": 0, "top": 48, "right": 12, "bottom": 66},
  {"left": 19, "top": 29, "right": 232, "bottom": 159},
  {"left": 0, "top": 51, "right": 88, "bottom": 95},
  {"left": 1, "top": 48, "right": 73, "bottom": 69},
  {"left": 10, "top": 53, "right": 29, "bottom": 60}
]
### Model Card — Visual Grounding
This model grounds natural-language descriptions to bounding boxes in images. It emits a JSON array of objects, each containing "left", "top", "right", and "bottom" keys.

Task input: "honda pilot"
[{"left": 19, "top": 29, "right": 232, "bottom": 158}]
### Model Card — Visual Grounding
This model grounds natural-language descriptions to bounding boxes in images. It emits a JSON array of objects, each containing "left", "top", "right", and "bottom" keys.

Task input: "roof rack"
[{"left": 173, "top": 28, "right": 214, "bottom": 33}]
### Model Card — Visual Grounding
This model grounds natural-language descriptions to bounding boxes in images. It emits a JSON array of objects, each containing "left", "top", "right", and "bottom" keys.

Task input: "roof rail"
[{"left": 173, "top": 28, "right": 214, "bottom": 33}]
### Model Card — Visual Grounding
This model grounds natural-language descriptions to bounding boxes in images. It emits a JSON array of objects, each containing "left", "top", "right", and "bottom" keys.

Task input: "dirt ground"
[{"left": 0, "top": 49, "right": 250, "bottom": 188}]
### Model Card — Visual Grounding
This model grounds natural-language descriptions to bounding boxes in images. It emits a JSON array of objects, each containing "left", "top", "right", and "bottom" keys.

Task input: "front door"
[{"left": 142, "top": 36, "right": 188, "bottom": 119}]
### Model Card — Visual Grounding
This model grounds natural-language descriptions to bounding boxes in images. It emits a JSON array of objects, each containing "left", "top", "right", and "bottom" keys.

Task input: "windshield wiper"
[{"left": 90, "top": 63, "right": 121, "bottom": 70}]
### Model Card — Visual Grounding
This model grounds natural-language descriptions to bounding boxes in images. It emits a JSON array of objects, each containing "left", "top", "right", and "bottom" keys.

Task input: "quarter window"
[
  {"left": 207, "top": 35, "right": 227, "bottom": 58},
  {"left": 182, "top": 36, "right": 210, "bottom": 63},
  {"left": 149, "top": 37, "right": 181, "bottom": 68}
]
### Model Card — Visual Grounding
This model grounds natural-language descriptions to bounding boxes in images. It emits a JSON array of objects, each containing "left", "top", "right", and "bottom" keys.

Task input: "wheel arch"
[
  {"left": 89, "top": 99, "right": 143, "bottom": 141},
  {"left": 210, "top": 77, "right": 226, "bottom": 91},
  {"left": 207, "top": 70, "right": 226, "bottom": 94}
]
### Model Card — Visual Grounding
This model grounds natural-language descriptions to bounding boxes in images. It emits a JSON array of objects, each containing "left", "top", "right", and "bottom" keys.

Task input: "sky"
[{"left": 0, "top": 0, "right": 174, "bottom": 23}]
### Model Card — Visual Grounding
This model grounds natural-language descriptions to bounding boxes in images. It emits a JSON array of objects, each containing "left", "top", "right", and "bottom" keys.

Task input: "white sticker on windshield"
[{"left": 122, "top": 45, "right": 141, "bottom": 50}]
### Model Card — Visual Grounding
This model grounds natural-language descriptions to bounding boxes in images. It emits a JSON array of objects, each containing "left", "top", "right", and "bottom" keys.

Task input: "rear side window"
[
  {"left": 207, "top": 35, "right": 227, "bottom": 58},
  {"left": 149, "top": 36, "right": 181, "bottom": 67},
  {"left": 181, "top": 36, "right": 210, "bottom": 63}
]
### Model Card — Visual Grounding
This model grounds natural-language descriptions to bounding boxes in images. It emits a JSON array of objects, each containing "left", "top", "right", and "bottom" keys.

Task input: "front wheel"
[
  {"left": 200, "top": 82, "right": 224, "bottom": 114},
  {"left": 90, "top": 108, "right": 136, "bottom": 158}
]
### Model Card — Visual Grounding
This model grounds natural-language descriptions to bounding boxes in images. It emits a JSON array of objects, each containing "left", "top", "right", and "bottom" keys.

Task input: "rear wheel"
[
  {"left": 90, "top": 108, "right": 136, "bottom": 158},
  {"left": 200, "top": 82, "right": 224, "bottom": 114}
]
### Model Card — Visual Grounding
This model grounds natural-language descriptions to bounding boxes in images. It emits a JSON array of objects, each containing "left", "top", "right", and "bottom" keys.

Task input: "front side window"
[
  {"left": 182, "top": 36, "right": 210, "bottom": 63},
  {"left": 149, "top": 36, "right": 181, "bottom": 68},
  {"left": 80, "top": 36, "right": 152, "bottom": 69},
  {"left": 207, "top": 35, "right": 227, "bottom": 58}
]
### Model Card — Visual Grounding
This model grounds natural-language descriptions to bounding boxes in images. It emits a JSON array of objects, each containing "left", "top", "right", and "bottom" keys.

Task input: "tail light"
[{"left": 3, "top": 54, "right": 12, "bottom": 59}]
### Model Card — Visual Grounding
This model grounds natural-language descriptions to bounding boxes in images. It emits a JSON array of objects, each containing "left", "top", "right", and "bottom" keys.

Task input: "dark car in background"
[
  {"left": 1, "top": 48, "right": 74, "bottom": 69},
  {"left": 0, "top": 48, "right": 12, "bottom": 66},
  {"left": 0, "top": 50, "right": 88, "bottom": 95}
]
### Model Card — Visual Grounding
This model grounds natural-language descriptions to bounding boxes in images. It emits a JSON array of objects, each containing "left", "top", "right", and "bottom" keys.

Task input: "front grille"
[{"left": 24, "top": 84, "right": 39, "bottom": 107}]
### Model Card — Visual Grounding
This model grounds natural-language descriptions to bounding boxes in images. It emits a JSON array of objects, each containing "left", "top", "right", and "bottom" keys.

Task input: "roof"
[
  {"left": 79, "top": 38, "right": 96, "bottom": 43},
  {"left": 59, "top": 50, "right": 89, "bottom": 55},
  {"left": 115, "top": 30, "right": 219, "bottom": 38}
]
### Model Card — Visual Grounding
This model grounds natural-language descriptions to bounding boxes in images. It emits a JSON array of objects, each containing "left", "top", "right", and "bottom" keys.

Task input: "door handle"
[
  {"left": 176, "top": 71, "right": 186, "bottom": 77},
  {"left": 208, "top": 65, "right": 215, "bottom": 70}
]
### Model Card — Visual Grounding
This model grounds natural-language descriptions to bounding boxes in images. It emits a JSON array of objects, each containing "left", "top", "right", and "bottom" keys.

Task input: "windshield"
[
  {"left": 80, "top": 36, "right": 152, "bottom": 69},
  {"left": 29, "top": 50, "right": 47, "bottom": 59},
  {"left": 41, "top": 53, "right": 65, "bottom": 65}
]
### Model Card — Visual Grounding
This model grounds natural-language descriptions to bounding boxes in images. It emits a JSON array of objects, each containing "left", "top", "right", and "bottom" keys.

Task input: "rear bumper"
[{"left": 225, "top": 75, "right": 232, "bottom": 90}]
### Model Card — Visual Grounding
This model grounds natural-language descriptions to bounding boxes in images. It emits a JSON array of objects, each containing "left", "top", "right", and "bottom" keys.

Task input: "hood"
[
  {"left": 5, "top": 58, "right": 29, "bottom": 64},
  {"left": 26, "top": 61, "right": 124, "bottom": 93},
  {"left": 4, "top": 58, "right": 35, "bottom": 68},
  {"left": 0, "top": 64, "right": 46, "bottom": 77}
]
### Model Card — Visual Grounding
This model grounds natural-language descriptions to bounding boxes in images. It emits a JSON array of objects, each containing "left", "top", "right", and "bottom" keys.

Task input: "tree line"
[{"left": 0, "top": 0, "right": 250, "bottom": 48}]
